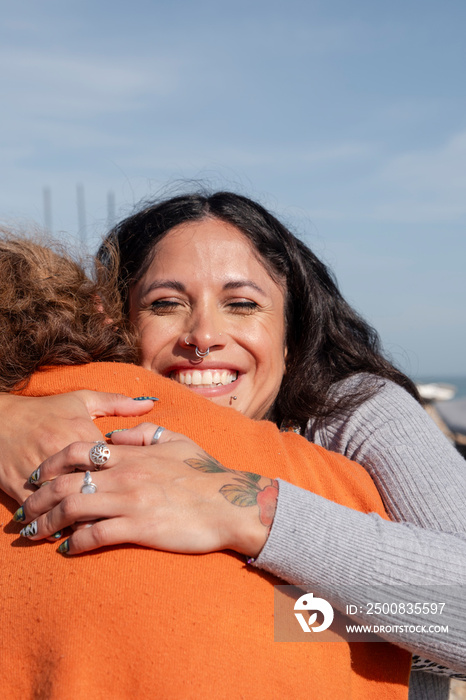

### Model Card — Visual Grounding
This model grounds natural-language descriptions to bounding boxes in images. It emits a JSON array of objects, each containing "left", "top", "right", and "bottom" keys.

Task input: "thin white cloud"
[
  {"left": 298, "top": 129, "right": 466, "bottom": 225},
  {"left": 0, "top": 47, "right": 179, "bottom": 119},
  {"left": 119, "top": 140, "right": 376, "bottom": 171},
  {"left": 364, "top": 130, "right": 466, "bottom": 224},
  {"left": 380, "top": 130, "right": 466, "bottom": 195}
]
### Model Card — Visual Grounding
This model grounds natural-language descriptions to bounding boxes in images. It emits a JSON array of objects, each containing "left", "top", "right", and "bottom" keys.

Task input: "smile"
[{"left": 170, "top": 369, "right": 238, "bottom": 387}]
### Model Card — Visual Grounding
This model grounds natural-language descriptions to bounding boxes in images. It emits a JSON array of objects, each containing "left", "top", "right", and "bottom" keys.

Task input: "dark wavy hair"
[
  {"left": 98, "top": 191, "right": 420, "bottom": 427},
  {"left": 0, "top": 230, "right": 138, "bottom": 392}
]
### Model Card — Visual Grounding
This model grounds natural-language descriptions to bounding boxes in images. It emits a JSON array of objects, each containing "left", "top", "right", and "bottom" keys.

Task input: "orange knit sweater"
[{"left": 0, "top": 363, "right": 410, "bottom": 699}]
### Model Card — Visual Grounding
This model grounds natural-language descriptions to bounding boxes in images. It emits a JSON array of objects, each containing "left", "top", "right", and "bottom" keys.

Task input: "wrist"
[{"left": 228, "top": 477, "right": 278, "bottom": 558}]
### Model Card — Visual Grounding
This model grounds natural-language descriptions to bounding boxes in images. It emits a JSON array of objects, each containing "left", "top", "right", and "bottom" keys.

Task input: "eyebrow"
[
  {"left": 141, "top": 279, "right": 267, "bottom": 297},
  {"left": 223, "top": 280, "right": 266, "bottom": 295},
  {"left": 140, "top": 280, "right": 186, "bottom": 297}
]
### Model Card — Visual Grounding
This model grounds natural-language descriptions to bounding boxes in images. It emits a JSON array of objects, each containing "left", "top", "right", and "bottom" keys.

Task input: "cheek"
[
  {"left": 136, "top": 320, "right": 164, "bottom": 365},
  {"left": 267, "top": 331, "right": 287, "bottom": 391},
  {"left": 254, "top": 325, "right": 287, "bottom": 388}
]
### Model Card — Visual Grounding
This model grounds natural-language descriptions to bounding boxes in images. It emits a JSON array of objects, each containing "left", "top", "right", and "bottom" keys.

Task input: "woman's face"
[{"left": 129, "top": 217, "right": 287, "bottom": 420}]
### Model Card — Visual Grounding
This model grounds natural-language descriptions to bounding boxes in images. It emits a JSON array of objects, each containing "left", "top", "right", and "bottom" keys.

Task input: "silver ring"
[
  {"left": 81, "top": 471, "right": 97, "bottom": 494},
  {"left": 151, "top": 426, "right": 165, "bottom": 444},
  {"left": 89, "top": 441, "right": 110, "bottom": 468}
]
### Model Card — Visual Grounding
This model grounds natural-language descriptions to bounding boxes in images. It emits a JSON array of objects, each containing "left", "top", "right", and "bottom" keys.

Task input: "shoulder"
[
  {"left": 306, "top": 373, "right": 428, "bottom": 454},
  {"left": 305, "top": 373, "right": 466, "bottom": 528},
  {"left": 330, "top": 372, "right": 416, "bottom": 410}
]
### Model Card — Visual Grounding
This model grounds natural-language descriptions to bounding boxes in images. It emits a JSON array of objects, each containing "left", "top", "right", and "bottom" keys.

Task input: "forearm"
[{"left": 256, "top": 479, "right": 466, "bottom": 672}]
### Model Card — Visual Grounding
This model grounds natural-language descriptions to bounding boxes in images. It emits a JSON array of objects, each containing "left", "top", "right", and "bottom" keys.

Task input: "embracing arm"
[
  {"left": 256, "top": 376, "right": 466, "bottom": 675},
  {"left": 258, "top": 481, "right": 466, "bottom": 672}
]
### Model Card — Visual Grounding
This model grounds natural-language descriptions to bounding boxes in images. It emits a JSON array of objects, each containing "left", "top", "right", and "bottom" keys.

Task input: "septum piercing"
[{"left": 184, "top": 336, "right": 210, "bottom": 359}]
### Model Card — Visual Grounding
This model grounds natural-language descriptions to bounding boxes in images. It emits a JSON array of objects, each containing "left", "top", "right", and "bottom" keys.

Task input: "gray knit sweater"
[{"left": 255, "top": 375, "right": 466, "bottom": 700}]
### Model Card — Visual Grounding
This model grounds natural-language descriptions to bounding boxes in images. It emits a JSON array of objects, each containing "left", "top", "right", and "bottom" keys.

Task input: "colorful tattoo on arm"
[{"left": 184, "top": 454, "right": 278, "bottom": 527}]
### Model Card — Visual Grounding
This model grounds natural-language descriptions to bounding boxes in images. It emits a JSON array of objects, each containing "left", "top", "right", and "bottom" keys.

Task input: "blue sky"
[{"left": 1, "top": 0, "right": 465, "bottom": 376}]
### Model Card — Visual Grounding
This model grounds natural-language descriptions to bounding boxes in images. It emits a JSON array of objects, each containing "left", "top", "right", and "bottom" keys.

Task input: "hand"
[
  {"left": 15, "top": 425, "right": 278, "bottom": 557},
  {"left": 0, "top": 392, "right": 155, "bottom": 503}
]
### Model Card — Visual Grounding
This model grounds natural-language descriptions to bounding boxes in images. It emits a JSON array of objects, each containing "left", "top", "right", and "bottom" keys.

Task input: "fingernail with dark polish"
[
  {"left": 28, "top": 467, "right": 41, "bottom": 484},
  {"left": 13, "top": 506, "right": 26, "bottom": 522},
  {"left": 51, "top": 531, "right": 62, "bottom": 539},
  {"left": 133, "top": 396, "right": 159, "bottom": 401},
  {"left": 20, "top": 521, "right": 38, "bottom": 537},
  {"left": 105, "top": 429, "right": 128, "bottom": 438},
  {"left": 58, "top": 539, "right": 70, "bottom": 554}
]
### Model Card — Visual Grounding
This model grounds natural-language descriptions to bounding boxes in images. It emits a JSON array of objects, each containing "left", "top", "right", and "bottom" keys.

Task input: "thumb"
[{"left": 73, "top": 390, "right": 157, "bottom": 419}]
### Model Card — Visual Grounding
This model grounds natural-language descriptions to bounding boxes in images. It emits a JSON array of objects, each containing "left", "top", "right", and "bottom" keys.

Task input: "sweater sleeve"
[{"left": 255, "top": 375, "right": 466, "bottom": 675}]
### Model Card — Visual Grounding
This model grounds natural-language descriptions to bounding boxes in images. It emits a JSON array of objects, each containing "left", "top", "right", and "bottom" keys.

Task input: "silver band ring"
[
  {"left": 89, "top": 441, "right": 110, "bottom": 468},
  {"left": 81, "top": 471, "right": 97, "bottom": 494},
  {"left": 151, "top": 426, "right": 165, "bottom": 444}
]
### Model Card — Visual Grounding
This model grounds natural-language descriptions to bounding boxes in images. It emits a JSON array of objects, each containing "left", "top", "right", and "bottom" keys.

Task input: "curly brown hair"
[{"left": 0, "top": 228, "right": 138, "bottom": 392}]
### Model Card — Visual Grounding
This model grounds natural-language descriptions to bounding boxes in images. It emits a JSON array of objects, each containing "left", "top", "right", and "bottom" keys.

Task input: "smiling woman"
[
  {"left": 103, "top": 191, "right": 420, "bottom": 428},
  {"left": 129, "top": 217, "right": 287, "bottom": 420}
]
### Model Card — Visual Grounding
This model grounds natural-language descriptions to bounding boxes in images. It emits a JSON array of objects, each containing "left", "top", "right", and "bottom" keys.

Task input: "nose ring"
[{"left": 184, "top": 336, "right": 210, "bottom": 359}]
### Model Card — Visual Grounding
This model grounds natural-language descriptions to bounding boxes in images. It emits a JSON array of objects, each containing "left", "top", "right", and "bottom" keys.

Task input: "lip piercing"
[
  {"left": 184, "top": 336, "right": 210, "bottom": 359},
  {"left": 229, "top": 396, "right": 237, "bottom": 405}
]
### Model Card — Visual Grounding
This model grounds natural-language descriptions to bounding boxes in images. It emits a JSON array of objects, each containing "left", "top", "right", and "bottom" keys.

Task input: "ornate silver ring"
[{"left": 89, "top": 441, "right": 110, "bottom": 469}]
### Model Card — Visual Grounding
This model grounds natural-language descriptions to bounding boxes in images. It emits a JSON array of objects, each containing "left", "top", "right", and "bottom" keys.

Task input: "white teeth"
[
  {"left": 171, "top": 369, "right": 237, "bottom": 387},
  {"left": 192, "top": 370, "right": 202, "bottom": 386}
]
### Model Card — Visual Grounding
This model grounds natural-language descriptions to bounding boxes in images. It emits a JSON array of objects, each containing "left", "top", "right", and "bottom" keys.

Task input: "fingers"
[
  {"left": 58, "top": 518, "right": 137, "bottom": 555},
  {"left": 17, "top": 475, "right": 118, "bottom": 541},
  {"left": 108, "top": 424, "right": 185, "bottom": 447},
  {"left": 75, "top": 390, "right": 156, "bottom": 420},
  {"left": 27, "top": 432, "right": 187, "bottom": 486},
  {"left": 27, "top": 441, "right": 115, "bottom": 486},
  {"left": 20, "top": 471, "right": 99, "bottom": 522}
]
